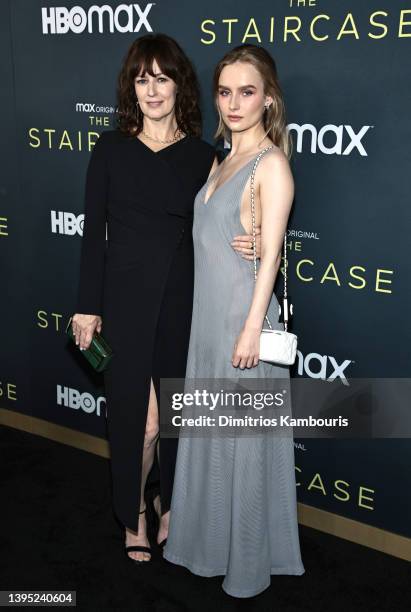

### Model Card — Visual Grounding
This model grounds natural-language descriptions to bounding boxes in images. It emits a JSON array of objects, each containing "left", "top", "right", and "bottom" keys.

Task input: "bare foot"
[
  {"left": 125, "top": 508, "right": 151, "bottom": 562},
  {"left": 153, "top": 494, "right": 169, "bottom": 545}
]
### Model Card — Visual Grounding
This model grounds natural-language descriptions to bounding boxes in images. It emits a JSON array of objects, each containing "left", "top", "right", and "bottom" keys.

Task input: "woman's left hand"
[
  {"left": 232, "top": 327, "right": 260, "bottom": 369},
  {"left": 231, "top": 227, "right": 261, "bottom": 260}
]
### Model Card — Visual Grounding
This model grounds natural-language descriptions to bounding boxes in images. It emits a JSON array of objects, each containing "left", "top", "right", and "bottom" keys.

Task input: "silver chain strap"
[{"left": 250, "top": 146, "right": 289, "bottom": 331}]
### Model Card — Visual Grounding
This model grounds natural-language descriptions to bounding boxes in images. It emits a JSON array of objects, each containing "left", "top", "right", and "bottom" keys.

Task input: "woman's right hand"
[{"left": 71, "top": 314, "right": 102, "bottom": 350}]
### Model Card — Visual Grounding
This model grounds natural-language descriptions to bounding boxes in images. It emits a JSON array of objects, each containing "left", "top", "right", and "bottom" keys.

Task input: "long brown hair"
[
  {"left": 116, "top": 33, "right": 202, "bottom": 137},
  {"left": 212, "top": 44, "right": 292, "bottom": 158}
]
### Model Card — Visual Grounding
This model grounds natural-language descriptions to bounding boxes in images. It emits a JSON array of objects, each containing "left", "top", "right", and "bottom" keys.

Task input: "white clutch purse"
[
  {"left": 259, "top": 329, "right": 298, "bottom": 365},
  {"left": 250, "top": 147, "right": 298, "bottom": 366}
]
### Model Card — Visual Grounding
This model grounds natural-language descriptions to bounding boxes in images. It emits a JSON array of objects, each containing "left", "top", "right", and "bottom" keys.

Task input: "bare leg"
[
  {"left": 125, "top": 379, "right": 159, "bottom": 561},
  {"left": 153, "top": 440, "right": 170, "bottom": 545}
]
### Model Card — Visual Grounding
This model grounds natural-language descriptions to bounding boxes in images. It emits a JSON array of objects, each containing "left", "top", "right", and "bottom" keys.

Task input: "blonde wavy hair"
[{"left": 213, "top": 44, "right": 292, "bottom": 159}]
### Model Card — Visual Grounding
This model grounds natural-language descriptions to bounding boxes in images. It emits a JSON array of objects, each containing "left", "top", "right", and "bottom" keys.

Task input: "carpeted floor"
[{"left": 1, "top": 425, "right": 410, "bottom": 611}]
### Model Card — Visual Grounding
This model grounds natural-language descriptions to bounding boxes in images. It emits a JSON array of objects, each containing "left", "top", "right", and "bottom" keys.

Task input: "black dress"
[{"left": 76, "top": 129, "right": 215, "bottom": 532}]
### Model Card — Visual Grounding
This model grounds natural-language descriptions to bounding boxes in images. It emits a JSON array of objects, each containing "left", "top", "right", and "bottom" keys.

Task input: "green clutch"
[{"left": 66, "top": 316, "right": 113, "bottom": 372}]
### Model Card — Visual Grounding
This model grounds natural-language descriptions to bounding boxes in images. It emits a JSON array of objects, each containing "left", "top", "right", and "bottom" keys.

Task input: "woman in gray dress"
[{"left": 163, "top": 44, "right": 305, "bottom": 597}]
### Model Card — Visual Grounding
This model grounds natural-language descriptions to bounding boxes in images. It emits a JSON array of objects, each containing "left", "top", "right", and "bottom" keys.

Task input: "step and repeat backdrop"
[{"left": 1, "top": 1, "right": 410, "bottom": 540}]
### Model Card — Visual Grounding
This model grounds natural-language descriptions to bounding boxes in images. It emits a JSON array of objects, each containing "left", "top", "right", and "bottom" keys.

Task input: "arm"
[
  {"left": 232, "top": 149, "right": 294, "bottom": 369},
  {"left": 72, "top": 132, "right": 108, "bottom": 349}
]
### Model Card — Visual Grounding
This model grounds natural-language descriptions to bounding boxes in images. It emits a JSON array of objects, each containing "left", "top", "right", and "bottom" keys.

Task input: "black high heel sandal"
[
  {"left": 125, "top": 507, "right": 152, "bottom": 563},
  {"left": 158, "top": 537, "right": 167, "bottom": 550},
  {"left": 150, "top": 493, "right": 167, "bottom": 551}
]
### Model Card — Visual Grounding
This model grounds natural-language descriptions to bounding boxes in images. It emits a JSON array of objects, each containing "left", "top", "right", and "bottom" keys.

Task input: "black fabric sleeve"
[{"left": 75, "top": 132, "right": 109, "bottom": 316}]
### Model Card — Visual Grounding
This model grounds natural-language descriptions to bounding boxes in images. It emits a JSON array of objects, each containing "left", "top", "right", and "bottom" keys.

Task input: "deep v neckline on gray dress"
[
  {"left": 203, "top": 154, "right": 260, "bottom": 206},
  {"left": 203, "top": 145, "right": 274, "bottom": 205}
]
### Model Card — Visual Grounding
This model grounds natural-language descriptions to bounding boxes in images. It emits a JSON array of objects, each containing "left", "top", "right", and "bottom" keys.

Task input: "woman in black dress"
[{"left": 71, "top": 34, "right": 260, "bottom": 562}]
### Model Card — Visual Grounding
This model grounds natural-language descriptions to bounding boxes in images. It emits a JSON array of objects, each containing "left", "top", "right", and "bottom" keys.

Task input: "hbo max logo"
[
  {"left": 287, "top": 123, "right": 372, "bottom": 156},
  {"left": 51, "top": 211, "right": 84, "bottom": 236},
  {"left": 41, "top": 4, "right": 154, "bottom": 35},
  {"left": 57, "top": 385, "right": 106, "bottom": 417}
]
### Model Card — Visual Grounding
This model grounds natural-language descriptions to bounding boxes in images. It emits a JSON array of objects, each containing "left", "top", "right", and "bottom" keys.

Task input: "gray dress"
[{"left": 163, "top": 151, "right": 305, "bottom": 598}]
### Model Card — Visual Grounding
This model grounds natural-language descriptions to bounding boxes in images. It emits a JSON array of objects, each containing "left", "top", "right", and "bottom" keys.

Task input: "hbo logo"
[
  {"left": 57, "top": 385, "right": 106, "bottom": 416},
  {"left": 51, "top": 211, "right": 84, "bottom": 236}
]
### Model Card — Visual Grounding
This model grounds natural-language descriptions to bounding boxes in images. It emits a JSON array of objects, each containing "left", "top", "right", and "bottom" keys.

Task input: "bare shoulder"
[
  {"left": 259, "top": 144, "right": 290, "bottom": 174},
  {"left": 257, "top": 145, "right": 293, "bottom": 191}
]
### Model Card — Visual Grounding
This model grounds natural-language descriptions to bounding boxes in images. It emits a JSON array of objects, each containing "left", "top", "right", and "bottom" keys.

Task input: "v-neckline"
[
  {"left": 203, "top": 148, "right": 272, "bottom": 206},
  {"left": 135, "top": 134, "right": 188, "bottom": 155}
]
